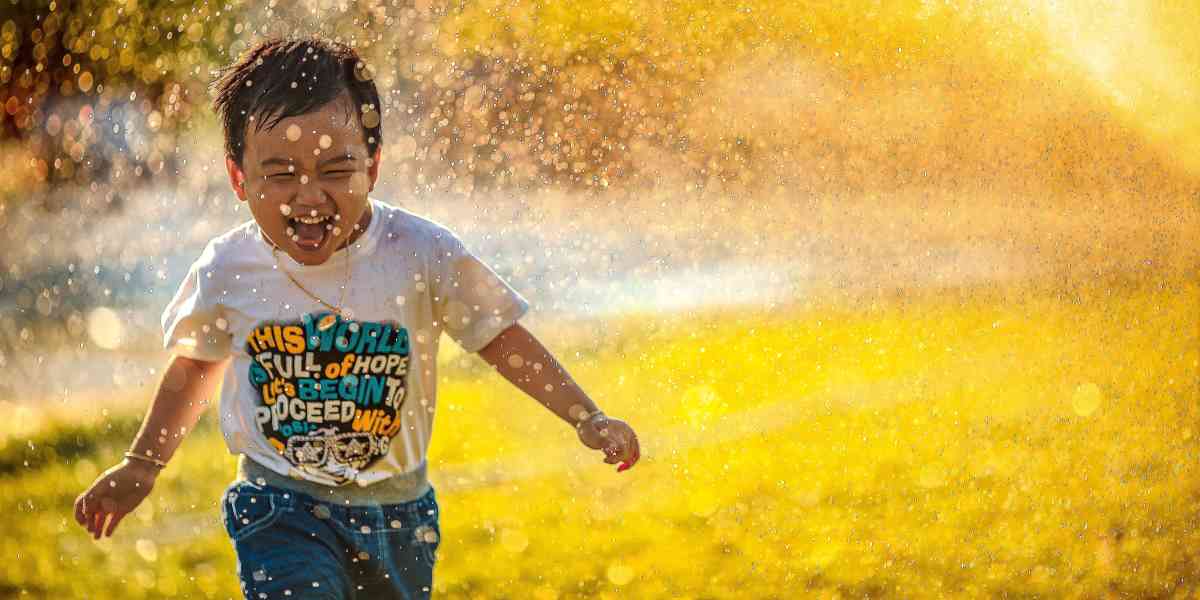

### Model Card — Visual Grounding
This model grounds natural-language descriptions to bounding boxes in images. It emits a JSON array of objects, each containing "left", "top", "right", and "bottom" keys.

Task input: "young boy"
[{"left": 73, "top": 35, "right": 640, "bottom": 599}]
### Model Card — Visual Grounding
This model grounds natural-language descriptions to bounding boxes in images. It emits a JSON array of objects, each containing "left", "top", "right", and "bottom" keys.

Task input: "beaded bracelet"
[
  {"left": 575, "top": 410, "right": 607, "bottom": 429},
  {"left": 123, "top": 451, "right": 168, "bottom": 469}
]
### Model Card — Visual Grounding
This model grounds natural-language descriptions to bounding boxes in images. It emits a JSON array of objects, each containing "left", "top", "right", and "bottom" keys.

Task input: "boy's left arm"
[{"left": 475, "top": 322, "right": 640, "bottom": 472}]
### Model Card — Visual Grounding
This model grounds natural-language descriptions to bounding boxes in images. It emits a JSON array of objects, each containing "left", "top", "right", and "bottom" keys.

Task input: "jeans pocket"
[
  {"left": 413, "top": 515, "right": 442, "bottom": 567},
  {"left": 222, "top": 481, "right": 284, "bottom": 542}
]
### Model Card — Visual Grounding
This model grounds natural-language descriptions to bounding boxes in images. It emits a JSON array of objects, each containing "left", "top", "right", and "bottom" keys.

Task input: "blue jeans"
[{"left": 220, "top": 479, "right": 442, "bottom": 599}]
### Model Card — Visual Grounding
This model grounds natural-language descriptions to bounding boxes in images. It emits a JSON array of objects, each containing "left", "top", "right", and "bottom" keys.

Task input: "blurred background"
[{"left": 1, "top": 0, "right": 1198, "bottom": 598}]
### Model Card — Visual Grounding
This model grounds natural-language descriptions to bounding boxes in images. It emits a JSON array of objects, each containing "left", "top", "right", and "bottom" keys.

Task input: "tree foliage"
[{"left": 1, "top": 0, "right": 241, "bottom": 207}]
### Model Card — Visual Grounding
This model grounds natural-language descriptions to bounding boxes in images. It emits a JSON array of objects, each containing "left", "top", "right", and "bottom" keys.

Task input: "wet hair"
[{"left": 209, "top": 35, "right": 382, "bottom": 168}]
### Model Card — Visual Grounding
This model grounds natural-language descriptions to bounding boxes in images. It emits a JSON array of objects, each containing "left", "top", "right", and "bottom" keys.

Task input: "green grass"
[{"left": 2, "top": 276, "right": 1197, "bottom": 598}]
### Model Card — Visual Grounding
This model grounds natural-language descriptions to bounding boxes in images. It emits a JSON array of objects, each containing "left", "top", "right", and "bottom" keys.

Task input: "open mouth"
[{"left": 285, "top": 211, "right": 338, "bottom": 252}]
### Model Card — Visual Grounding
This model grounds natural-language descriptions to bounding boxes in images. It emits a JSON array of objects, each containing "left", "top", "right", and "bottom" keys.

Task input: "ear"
[
  {"left": 367, "top": 146, "right": 382, "bottom": 192},
  {"left": 225, "top": 156, "right": 248, "bottom": 201}
]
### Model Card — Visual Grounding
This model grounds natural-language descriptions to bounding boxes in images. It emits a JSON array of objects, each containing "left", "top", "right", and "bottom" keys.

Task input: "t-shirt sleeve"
[
  {"left": 430, "top": 227, "right": 530, "bottom": 353},
  {"left": 160, "top": 242, "right": 234, "bottom": 362}
]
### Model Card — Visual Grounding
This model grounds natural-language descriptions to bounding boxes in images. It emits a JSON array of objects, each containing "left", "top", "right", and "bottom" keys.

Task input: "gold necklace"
[{"left": 271, "top": 239, "right": 351, "bottom": 332}]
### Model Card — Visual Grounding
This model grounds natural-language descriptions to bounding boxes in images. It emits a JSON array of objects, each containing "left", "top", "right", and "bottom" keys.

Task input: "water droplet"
[
  {"left": 361, "top": 108, "right": 380, "bottom": 129},
  {"left": 318, "top": 134, "right": 333, "bottom": 149},
  {"left": 354, "top": 61, "right": 374, "bottom": 82},
  {"left": 279, "top": 204, "right": 293, "bottom": 216},
  {"left": 300, "top": 174, "right": 309, "bottom": 184},
  {"left": 606, "top": 562, "right": 635, "bottom": 585},
  {"left": 421, "top": 528, "right": 439, "bottom": 543},
  {"left": 87, "top": 307, "right": 123, "bottom": 350},
  {"left": 507, "top": 354, "right": 525, "bottom": 368},
  {"left": 1072, "top": 382, "right": 1102, "bottom": 416},
  {"left": 135, "top": 539, "right": 159, "bottom": 562}
]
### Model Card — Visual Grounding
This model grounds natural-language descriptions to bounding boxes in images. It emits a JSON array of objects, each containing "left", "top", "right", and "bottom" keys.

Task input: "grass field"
[{"left": 2, "top": 275, "right": 1197, "bottom": 599}]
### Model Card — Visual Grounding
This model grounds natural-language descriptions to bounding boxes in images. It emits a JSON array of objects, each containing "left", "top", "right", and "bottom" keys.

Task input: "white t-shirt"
[{"left": 161, "top": 197, "right": 529, "bottom": 487}]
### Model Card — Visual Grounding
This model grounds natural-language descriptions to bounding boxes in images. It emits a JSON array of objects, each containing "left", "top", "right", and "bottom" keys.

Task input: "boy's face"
[{"left": 225, "top": 92, "right": 381, "bottom": 266}]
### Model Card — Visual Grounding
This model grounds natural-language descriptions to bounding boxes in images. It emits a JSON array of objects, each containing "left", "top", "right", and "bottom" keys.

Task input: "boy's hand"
[
  {"left": 73, "top": 459, "right": 159, "bottom": 540},
  {"left": 576, "top": 413, "right": 640, "bottom": 472}
]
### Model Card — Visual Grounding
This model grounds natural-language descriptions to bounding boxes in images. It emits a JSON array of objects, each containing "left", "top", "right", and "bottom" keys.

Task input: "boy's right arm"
[{"left": 73, "top": 353, "right": 229, "bottom": 540}]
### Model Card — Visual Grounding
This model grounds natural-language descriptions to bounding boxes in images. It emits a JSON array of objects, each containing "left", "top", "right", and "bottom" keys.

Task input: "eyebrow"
[{"left": 260, "top": 154, "right": 358, "bottom": 169}]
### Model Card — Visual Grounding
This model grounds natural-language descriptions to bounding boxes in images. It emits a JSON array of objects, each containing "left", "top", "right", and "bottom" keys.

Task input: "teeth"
[{"left": 294, "top": 215, "right": 328, "bottom": 225}]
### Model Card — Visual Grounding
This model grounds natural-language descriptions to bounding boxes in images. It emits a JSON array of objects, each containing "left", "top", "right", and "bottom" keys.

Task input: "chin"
[{"left": 291, "top": 246, "right": 335, "bottom": 265}]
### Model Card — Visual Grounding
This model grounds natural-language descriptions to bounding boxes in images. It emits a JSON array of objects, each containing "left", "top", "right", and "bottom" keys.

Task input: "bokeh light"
[{"left": 1, "top": 0, "right": 1197, "bottom": 597}]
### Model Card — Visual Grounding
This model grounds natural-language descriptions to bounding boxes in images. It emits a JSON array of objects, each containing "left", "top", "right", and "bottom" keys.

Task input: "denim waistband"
[
  {"left": 237, "top": 454, "right": 432, "bottom": 506},
  {"left": 225, "top": 478, "right": 438, "bottom": 531}
]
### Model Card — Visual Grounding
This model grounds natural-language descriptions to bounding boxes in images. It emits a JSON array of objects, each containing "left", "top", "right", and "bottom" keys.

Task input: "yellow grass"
[{"left": 2, "top": 276, "right": 1197, "bottom": 598}]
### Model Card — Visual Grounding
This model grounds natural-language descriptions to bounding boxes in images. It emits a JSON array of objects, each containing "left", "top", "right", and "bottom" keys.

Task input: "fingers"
[
  {"left": 588, "top": 419, "right": 640, "bottom": 472},
  {"left": 77, "top": 492, "right": 99, "bottom": 538},
  {"left": 91, "top": 510, "right": 106, "bottom": 540},
  {"left": 617, "top": 431, "right": 641, "bottom": 473},
  {"left": 104, "top": 511, "right": 126, "bottom": 537},
  {"left": 78, "top": 499, "right": 126, "bottom": 539},
  {"left": 601, "top": 428, "right": 639, "bottom": 472},
  {"left": 74, "top": 494, "right": 87, "bottom": 526}
]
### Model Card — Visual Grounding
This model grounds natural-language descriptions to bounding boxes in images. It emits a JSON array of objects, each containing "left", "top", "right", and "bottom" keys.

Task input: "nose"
[{"left": 293, "top": 178, "right": 334, "bottom": 210}]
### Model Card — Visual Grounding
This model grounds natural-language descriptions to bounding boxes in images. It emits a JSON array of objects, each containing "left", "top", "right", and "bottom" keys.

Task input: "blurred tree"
[{"left": 0, "top": 0, "right": 237, "bottom": 210}]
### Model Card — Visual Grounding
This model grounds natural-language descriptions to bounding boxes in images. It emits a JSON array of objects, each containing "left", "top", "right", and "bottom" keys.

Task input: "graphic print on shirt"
[{"left": 245, "top": 311, "right": 410, "bottom": 484}]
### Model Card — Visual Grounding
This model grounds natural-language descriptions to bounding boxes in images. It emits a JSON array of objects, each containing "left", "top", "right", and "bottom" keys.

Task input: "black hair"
[{"left": 209, "top": 35, "right": 382, "bottom": 169}]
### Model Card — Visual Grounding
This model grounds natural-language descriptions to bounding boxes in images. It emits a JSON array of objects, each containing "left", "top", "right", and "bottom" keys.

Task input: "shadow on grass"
[{"left": 0, "top": 412, "right": 220, "bottom": 477}]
